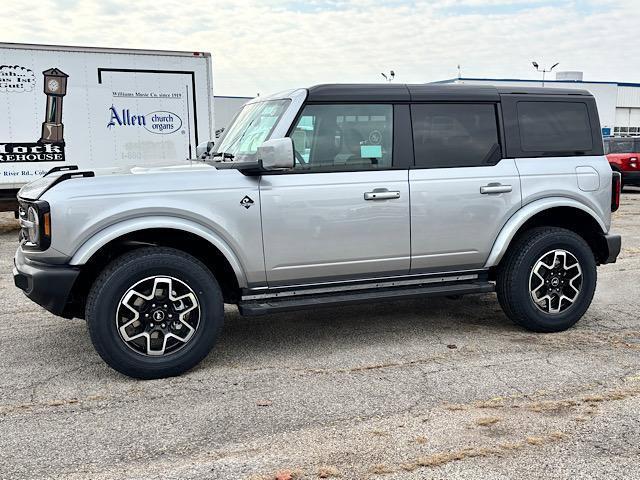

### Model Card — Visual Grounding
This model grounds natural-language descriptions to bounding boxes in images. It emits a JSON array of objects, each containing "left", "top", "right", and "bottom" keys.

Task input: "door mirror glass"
[
  {"left": 257, "top": 137, "right": 294, "bottom": 171},
  {"left": 196, "top": 141, "right": 215, "bottom": 159}
]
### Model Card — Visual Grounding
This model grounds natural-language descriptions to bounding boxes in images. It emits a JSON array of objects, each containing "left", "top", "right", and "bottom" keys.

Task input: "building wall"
[
  {"left": 614, "top": 86, "right": 640, "bottom": 135},
  {"left": 213, "top": 96, "right": 253, "bottom": 139}
]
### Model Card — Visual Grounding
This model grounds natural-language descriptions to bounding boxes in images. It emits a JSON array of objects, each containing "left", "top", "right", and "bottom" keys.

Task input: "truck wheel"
[
  {"left": 496, "top": 227, "right": 596, "bottom": 333},
  {"left": 86, "top": 247, "right": 224, "bottom": 379}
]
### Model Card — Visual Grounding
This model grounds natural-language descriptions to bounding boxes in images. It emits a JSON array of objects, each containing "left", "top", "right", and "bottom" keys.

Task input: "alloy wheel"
[
  {"left": 115, "top": 276, "right": 200, "bottom": 356},
  {"left": 529, "top": 249, "right": 583, "bottom": 314}
]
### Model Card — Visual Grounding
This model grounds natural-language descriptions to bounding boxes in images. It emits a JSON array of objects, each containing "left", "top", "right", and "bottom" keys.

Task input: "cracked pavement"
[{"left": 1, "top": 189, "right": 639, "bottom": 480}]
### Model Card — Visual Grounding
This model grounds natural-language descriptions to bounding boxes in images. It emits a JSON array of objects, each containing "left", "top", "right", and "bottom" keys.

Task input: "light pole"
[
  {"left": 381, "top": 70, "right": 395, "bottom": 82},
  {"left": 532, "top": 61, "right": 559, "bottom": 87}
]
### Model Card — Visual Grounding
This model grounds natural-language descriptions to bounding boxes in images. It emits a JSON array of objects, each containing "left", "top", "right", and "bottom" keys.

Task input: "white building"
[
  {"left": 435, "top": 73, "right": 640, "bottom": 137},
  {"left": 213, "top": 95, "right": 252, "bottom": 139}
]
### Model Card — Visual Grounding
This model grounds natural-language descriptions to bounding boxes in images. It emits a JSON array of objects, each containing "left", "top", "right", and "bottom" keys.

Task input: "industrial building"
[{"left": 435, "top": 73, "right": 640, "bottom": 137}]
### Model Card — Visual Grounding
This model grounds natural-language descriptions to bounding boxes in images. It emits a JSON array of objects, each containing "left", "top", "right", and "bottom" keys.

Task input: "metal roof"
[{"left": 0, "top": 42, "right": 211, "bottom": 58}]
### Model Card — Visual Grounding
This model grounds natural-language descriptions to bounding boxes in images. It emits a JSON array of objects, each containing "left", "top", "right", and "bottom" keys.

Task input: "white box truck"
[{"left": 0, "top": 42, "right": 214, "bottom": 210}]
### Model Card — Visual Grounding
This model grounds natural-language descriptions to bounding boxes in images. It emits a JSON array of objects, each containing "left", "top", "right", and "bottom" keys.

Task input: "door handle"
[
  {"left": 480, "top": 183, "right": 512, "bottom": 195},
  {"left": 364, "top": 189, "right": 401, "bottom": 200}
]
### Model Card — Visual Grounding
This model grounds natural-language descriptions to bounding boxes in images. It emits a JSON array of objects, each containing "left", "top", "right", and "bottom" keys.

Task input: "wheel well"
[
  {"left": 491, "top": 207, "right": 608, "bottom": 279},
  {"left": 65, "top": 228, "right": 241, "bottom": 319}
]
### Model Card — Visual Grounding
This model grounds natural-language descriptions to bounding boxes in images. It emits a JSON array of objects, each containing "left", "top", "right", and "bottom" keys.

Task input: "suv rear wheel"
[
  {"left": 86, "top": 247, "right": 224, "bottom": 379},
  {"left": 496, "top": 227, "right": 597, "bottom": 332}
]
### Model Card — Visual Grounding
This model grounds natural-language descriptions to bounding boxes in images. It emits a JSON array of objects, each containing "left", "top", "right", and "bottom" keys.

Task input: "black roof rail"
[
  {"left": 40, "top": 170, "right": 95, "bottom": 198},
  {"left": 44, "top": 165, "right": 79, "bottom": 177}
]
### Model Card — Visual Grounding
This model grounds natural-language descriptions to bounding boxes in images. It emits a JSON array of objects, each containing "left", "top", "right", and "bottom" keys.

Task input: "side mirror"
[
  {"left": 257, "top": 137, "right": 294, "bottom": 171},
  {"left": 196, "top": 141, "right": 215, "bottom": 159}
]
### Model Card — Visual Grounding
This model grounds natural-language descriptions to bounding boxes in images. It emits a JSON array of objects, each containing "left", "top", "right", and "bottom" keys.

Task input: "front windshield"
[{"left": 215, "top": 99, "right": 291, "bottom": 158}]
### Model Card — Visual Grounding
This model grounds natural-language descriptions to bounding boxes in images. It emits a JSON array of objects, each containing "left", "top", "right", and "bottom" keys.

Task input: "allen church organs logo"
[
  {"left": 107, "top": 106, "right": 183, "bottom": 135},
  {"left": 0, "top": 66, "right": 68, "bottom": 163}
]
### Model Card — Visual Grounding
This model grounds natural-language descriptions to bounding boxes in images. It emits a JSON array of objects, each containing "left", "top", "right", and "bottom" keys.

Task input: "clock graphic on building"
[
  {"left": 47, "top": 79, "right": 60, "bottom": 92},
  {"left": 39, "top": 68, "right": 69, "bottom": 144}
]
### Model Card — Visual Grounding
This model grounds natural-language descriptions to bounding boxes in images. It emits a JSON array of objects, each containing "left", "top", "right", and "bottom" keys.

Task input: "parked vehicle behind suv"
[
  {"left": 604, "top": 136, "right": 640, "bottom": 189},
  {"left": 14, "top": 84, "right": 622, "bottom": 379}
]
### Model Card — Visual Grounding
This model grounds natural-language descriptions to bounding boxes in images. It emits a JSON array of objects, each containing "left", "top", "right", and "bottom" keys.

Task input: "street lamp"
[
  {"left": 381, "top": 70, "right": 395, "bottom": 82},
  {"left": 532, "top": 61, "right": 559, "bottom": 87}
]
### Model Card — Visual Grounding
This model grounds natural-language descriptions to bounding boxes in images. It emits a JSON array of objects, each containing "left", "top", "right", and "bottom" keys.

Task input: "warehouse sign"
[{"left": 0, "top": 143, "right": 64, "bottom": 162}]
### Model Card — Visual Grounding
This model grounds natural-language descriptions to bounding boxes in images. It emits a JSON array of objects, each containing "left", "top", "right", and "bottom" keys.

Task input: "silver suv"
[{"left": 13, "top": 84, "right": 622, "bottom": 379}]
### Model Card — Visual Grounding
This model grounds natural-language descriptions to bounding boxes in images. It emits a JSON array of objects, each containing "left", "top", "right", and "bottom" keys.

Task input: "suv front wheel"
[
  {"left": 496, "top": 227, "right": 597, "bottom": 332},
  {"left": 86, "top": 247, "right": 224, "bottom": 379}
]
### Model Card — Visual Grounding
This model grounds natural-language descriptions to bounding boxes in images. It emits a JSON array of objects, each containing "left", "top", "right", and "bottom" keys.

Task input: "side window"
[
  {"left": 411, "top": 104, "right": 501, "bottom": 168},
  {"left": 517, "top": 101, "right": 592, "bottom": 153},
  {"left": 290, "top": 104, "right": 393, "bottom": 171},
  {"left": 608, "top": 140, "right": 634, "bottom": 154}
]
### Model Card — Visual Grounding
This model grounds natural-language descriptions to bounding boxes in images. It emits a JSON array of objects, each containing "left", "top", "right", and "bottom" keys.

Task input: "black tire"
[
  {"left": 496, "top": 227, "right": 597, "bottom": 333},
  {"left": 86, "top": 247, "right": 224, "bottom": 379}
]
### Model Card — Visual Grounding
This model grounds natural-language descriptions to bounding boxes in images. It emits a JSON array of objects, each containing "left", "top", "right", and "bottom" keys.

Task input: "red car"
[{"left": 605, "top": 137, "right": 640, "bottom": 189}]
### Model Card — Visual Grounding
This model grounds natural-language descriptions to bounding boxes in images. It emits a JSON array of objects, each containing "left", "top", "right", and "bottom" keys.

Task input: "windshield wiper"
[{"left": 211, "top": 152, "right": 235, "bottom": 161}]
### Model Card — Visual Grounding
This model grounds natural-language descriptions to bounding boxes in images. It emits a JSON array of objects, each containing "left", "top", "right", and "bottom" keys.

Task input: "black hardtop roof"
[{"left": 306, "top": 83, "right": 593, "bottom": 102}]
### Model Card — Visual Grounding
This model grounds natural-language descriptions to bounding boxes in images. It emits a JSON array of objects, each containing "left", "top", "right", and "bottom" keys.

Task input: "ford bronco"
[{"left": 14, "top": 84, "right": 622, "bottom": 379}]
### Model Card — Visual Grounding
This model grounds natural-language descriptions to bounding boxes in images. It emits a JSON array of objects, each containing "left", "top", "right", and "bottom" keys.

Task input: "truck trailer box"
[{"left": 0, "top": 42, "right": 213, "bottom": 210}]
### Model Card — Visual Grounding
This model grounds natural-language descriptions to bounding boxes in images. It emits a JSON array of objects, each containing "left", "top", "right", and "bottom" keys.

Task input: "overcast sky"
[{"left": 2, "top": 0, "right": 639, "bottom": 96}]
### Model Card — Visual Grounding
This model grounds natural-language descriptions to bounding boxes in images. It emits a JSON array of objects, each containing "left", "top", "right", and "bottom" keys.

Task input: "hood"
[{"left": 18, "top": 162, "right": 216, "bottom": 201}]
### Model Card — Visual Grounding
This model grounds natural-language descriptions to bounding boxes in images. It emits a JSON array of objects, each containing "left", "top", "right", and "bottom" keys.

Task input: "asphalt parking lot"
[{"left": 1, "top": 191, "right": 639, "bottom": 480}]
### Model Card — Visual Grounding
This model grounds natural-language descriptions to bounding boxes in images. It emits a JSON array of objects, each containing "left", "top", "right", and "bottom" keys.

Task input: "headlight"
[
  {"left": 18, "top": 201, "right": 51, "bottom": 250},
  {"left": 27, "top": 206, "right": 40, "bottom": 245}
]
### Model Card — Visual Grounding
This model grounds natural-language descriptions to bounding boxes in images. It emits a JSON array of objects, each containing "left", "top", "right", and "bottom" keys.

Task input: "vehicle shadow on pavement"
[{"left": 201, "top": 293, "right": 516, "bottom": 370}]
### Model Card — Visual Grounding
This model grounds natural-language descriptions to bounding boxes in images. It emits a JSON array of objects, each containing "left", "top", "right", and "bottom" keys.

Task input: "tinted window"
[
  {"left": 517, "top": 101, "right": 592, "bottom": 153},
  {"left": 411, "top": 104, "right": 501, "bottom": 168},
  {"left": 606, "top": 139, "right": 635, "bottom": 154},
  {"left": 290, "top": 104, "right": 393, "bottom": 171}
]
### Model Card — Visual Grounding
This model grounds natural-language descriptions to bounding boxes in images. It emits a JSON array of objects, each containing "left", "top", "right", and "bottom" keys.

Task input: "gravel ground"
[{"left": 0, "top": 190, "right": 639, "bottom": 480}]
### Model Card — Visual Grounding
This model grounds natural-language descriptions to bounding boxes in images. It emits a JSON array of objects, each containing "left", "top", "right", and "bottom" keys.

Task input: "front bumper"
[
  {"left": 13, "top": 247, "right": 80, "bottom": 318},
  {"left": 603, "top": 234, "right": 622, "bottom": 264}
]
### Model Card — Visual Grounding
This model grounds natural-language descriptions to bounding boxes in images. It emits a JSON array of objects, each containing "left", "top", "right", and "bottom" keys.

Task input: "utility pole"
[{"left": 532, "top": 61, "right": 559, "bottom": 87}]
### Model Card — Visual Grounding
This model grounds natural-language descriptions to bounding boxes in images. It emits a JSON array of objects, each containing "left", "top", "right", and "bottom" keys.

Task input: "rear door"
[
  {"left": 259, "top": 103, "right": 411, "bottom": 286},
  {"left": 409, "top": 103, "right": 521, "bottom": 272}
]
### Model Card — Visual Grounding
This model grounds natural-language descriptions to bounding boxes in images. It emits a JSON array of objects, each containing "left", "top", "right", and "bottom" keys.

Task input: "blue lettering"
[
  {"left": 107, "top": 106, "right": 146, "bottom": 128},
  {"left": 107, "top": 106, "right": 123, "bottom": 128}
]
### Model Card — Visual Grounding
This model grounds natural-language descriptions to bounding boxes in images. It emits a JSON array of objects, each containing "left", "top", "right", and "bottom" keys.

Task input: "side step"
[{"left": 238, "top": 281, "right": 495, "bottom": 316}]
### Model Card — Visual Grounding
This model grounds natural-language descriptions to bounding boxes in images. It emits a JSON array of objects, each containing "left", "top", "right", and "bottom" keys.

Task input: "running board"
[{"left": 238, "top": 281, "right": 494, "bottom": 316}]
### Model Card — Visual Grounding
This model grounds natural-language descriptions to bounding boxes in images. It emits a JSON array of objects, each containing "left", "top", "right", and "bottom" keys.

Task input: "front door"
[
  {"left": 260, "top": 103, "right": 410, "bottom": 286},
  {"left": 409, "top": 103, "right": 522, "bottom": 272}
]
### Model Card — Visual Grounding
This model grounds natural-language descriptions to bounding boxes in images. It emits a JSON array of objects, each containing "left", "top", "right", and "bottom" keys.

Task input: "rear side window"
[
  {"left": 517, "top": 101, "right": 592, "bottom": 153},
  {"left": 411, "top": 104, "right": 501, "bottom": 168}
]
